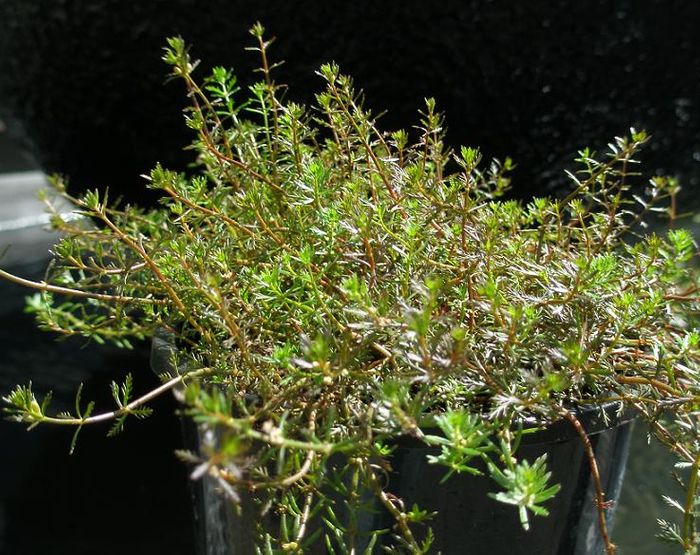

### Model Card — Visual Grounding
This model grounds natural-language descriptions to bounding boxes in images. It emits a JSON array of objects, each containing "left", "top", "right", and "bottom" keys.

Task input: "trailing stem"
[{"left": 561, "top": 410, "right": 616, "bottom": 555}]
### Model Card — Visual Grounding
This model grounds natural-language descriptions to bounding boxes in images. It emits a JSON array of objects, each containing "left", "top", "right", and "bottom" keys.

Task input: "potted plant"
[{"left": 2, "top": 25, "right": 699, "bottom": 554}]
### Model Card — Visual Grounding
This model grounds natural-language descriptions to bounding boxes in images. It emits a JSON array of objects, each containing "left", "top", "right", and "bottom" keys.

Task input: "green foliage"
[
  {"left": 2, "top": 25, "right": 700, "bottom": 553},
  {"left": 424, "top": 412, "right": 493, "bottom": 480},
  {"left": 108, "top": 374, "right": 153, "bottom": 436},
  {"left": 488, "top": 454, "right": 561, "bottom": 531}
]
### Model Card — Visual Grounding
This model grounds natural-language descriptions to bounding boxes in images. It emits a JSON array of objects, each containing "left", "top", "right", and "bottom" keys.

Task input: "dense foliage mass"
[{"left": 3, "top": 25, "right": 700, "bottom": 553}]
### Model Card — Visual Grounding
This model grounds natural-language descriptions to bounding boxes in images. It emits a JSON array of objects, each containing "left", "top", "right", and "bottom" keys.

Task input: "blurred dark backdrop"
[
  {"left": 0, "top": 0, "right": 699, "bottom": 206},
  {"left": 0, "top": 135, "right": 195, "bottom": 553}
]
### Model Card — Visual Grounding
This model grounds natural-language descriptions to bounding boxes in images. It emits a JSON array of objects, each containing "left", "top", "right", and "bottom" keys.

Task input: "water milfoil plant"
[{"left": 2, "top": 25, "right": 700, "bottom": 553}]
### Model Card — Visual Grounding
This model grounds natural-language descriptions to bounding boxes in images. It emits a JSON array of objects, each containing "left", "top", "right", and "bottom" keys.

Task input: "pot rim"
[{"left": 150, "top": 330, "right": 636, "bottom": 450}]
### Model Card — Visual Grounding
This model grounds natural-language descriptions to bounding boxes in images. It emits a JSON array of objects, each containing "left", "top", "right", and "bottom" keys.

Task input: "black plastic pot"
[
  {"left": 374, "top": 405, "right": 634, "bottom": 554},
  {"left": 151, "top": 333, "right": 635, "bottom": 555}
]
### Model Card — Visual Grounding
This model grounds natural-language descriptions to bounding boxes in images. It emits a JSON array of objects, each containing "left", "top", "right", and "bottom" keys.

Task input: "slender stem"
[
  {"left": 209, "top": 411, "right": 334, "bottom": 455},
  {"left": 256, "top": 32, "right": 281, "bottom": 169},
  {"left": 162, "top": 186, "right": 256, "bottom": 238},
  {"left": 665, "top": 294, "right": 700, "bottom": 302},
  {"left": 682, "top": 450, "right": 700, "bottom": 550},
  {"left": 197, "top": 128, "right": 286, "bottom": 195},
  {"left": 278, "top": 449, "right": 315, "bottom": 488},
  {"left": 615, "top": 375, "right": 684, "bottom": 398},
  {"left": 329, "top": 82, "right": 401, "bottom": 206},
  {"left": 362, "top": 235, "right": 377, "bottom": 287},
  {"left": 646, "top": 419, "right": 693, "bottom": 462},
  {"left": 294, "top": 490, "right": 314, "bottom": 545},
  {"left": 366, "top": 464, "right": 421, "bottom": 551},
  {"left": 94, "top": 209, "right": 212, "bottom": 343},
  {"left": 275, "top": 408, "right": 318, "bottom": 487},
  {"left": 96, "top": 211, "right": 185, "bottom": 312},
  {"left": 561, "top": 410, "right": 616, "bottom": 555},
  {"left": 0, "top": 267, "right": 161, "bottom": 305},
  {"left": 38, "top": 368, "right": 211, "bottom": 427},
  {"left": 249, "top": 429, "right": 333, "bottom": 455}
]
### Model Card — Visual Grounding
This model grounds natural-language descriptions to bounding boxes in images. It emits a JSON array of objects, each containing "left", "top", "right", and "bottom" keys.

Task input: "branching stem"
[
  {"left": 36, "top": 368, "right": 211, "bottom": 427},
  {"left": 0, "top": 267, "right": 161, "bottom": 305}
]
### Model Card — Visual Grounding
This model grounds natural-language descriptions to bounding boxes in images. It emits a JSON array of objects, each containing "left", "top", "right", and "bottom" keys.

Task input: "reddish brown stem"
[{"left": 561, "top": 410, "right": 616, "bottom": 555}]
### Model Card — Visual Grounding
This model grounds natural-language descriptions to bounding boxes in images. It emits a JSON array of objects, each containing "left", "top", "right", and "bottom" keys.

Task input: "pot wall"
[{"left": 183, "top": 407, "right": 633, "bottom": 554}]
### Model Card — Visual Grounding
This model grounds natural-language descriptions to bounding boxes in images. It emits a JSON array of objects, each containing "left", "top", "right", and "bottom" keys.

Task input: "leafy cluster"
[{"left": 2, "top": 24, "right": 700, "bottom": 553}]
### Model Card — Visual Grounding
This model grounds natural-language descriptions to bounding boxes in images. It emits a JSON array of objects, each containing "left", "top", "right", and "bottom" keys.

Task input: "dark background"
[
  {"left": 1, "top": 1, "right": 699, "bottom": 206},
  {"left": 0, "top": 1, "right": 697, "bottom": 553}
]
